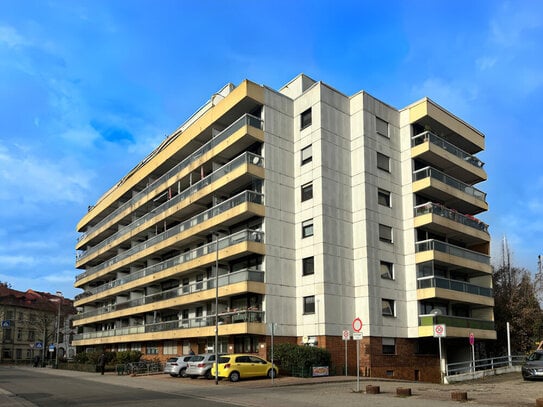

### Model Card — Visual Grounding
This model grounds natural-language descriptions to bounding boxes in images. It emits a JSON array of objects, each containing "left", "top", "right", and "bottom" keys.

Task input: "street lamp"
[
  {"left": 214, "top": 232, "right": 219, "bottom": 385},
  {"left": 55, "top": 291, "right": 63, "bottom": 368}
]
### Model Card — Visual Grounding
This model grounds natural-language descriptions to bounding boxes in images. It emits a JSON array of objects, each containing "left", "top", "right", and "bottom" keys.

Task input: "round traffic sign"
[
  {"left": 352, "top": 317, "right": 363, "bottom": 333},
  {"left": 469, "top": 333, "right": 475, "bottom": 345}
]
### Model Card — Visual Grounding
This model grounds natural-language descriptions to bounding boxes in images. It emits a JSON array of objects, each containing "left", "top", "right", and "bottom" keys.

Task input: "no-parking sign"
[{"left": 433, "top": 324, "right": 447, "bottom": 338}]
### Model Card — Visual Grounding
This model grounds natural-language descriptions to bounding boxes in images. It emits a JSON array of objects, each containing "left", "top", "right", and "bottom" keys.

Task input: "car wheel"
[
  {"left": 229, "top": 371, "right": 240, "bottom": 382},
  {"left": 179, "top": 368, "right": 187, "bottom": 378},
  {"left": 189, "top": 375, "right": 197, "bottom": 379},
  {"left": 267, "top": 369, "right": 276, "bottom": 379},
  {"left": 204, "top": 370, "right": 212, "bottom": 379},
  {"left": 169, "top": 373, "right": 177, "bottom": 377}
]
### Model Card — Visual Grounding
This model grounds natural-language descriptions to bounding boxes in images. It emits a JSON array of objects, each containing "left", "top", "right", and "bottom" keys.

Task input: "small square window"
[
  {"left": 377, "top": 152, "right": 390, "bottom": 172},
  {"left": 301, "top": 145, "right": 313, "bottom": 165},
  {"left": 379, "top": 224, "right": 393, "bottom": 243},
  {"left": 382, "top": 299, "right": 395, "bottom": 317},
  {"left": 382, "top": 337, "right": 396, "bottom": 354},
  {"left": 302, "top": 219, "right": 314, "bottom": 238},
  {"left": 303, "top": 295, "right": 315, "bottom": 314},
  {"left": 378, "top": 189, "right": 391, "bottom": 207},
  {"left": 376, "top": 117, "right": 389, "bottom": 137},
  {"left": 301, "top": 182, "right": 313, "bottom": 202},
  {"left": 301, "top": 108, "right": 312, "bottom": 129},
  {"left": 380, "top": 261, "right": 394, "bottom": 279},
  {"left": 302, "top": 257, "right": 314, "bottom": 276}
]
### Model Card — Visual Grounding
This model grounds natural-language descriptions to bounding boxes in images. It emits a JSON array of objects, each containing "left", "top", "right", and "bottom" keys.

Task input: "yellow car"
[{"left": 211, "top": 354, "right": 278, "bottom": 382}]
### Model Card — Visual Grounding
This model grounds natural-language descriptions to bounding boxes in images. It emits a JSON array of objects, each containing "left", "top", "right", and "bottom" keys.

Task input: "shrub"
[{"left": 272, "top": 343, "right": 331, "bottom": 373}]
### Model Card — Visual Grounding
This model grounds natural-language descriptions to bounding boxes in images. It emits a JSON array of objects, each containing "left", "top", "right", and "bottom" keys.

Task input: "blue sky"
[{"left": 1, "top": 0, "right": 542, "bottom": 299}]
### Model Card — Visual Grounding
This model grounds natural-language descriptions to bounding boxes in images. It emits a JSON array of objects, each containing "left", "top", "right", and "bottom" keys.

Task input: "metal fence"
[{"left": 446, "top": 355, "right": 525, "bottom": 376}]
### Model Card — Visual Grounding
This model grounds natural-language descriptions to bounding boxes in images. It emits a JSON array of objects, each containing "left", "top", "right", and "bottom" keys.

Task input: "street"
[{"left": 1, "top": 366, "right": 542, "bottom": 407}]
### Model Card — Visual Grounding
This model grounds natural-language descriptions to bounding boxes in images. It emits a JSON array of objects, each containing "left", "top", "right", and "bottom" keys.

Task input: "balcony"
[
  {"left": 419, "top": 314, "right": 494, "bottom": 331},
  {"left": 413, "top": 166, "right": 488, "bottom": 214},
  {"left": 415, "top": 239, "right": 490, "bottom": 275},
  {"left": 73, "top": 309, "right": 265, "bottom": 341},
  {"left": 417, "top": 276, "right": 493, "bottom": 297},
  {"left": 73, "top": 268, "right": 264, "bottom": 319},
  {"left": 411, "top": 131, "right": 486, "bottom": 184},
  {"left": 75, "top": 228, "right": 264, "bottom": 298},
  {"left": 77, "top": 114, "right": 263, "bottom": 245},
  {"left": 76, "top": 190, "right": 263, "bottom": 264}
]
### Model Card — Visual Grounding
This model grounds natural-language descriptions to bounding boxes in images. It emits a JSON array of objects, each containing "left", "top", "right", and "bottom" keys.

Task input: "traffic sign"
[
  {"left": 342, "top": 330, "right": 350, "bottom": 340},
  {"left": 433, "top": 324, "right": 447, "bottom": 338},
  {"left": 1, "top": 320, "right": 10, "bottom": 328},
  {"left": 469, "top": 332, "right": 475, "bottom": 346},
  {"left": 352, "top": 317, "right": 363, "bottom": 333},
  {"left": 35, "top": 342, "right": 43, "bottom": 349},
  {"left": 353, "top": 332, "right": 363, "bottom": 340}
]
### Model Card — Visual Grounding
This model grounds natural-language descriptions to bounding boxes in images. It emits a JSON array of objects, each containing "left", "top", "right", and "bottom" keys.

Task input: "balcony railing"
[
  {"left": 75, "top": 151, "right": 263, "bottom": 280},
  {"left": 75, "top": 228, "right": 263, "bottom": 297},
  {"left": 73, "top": 309, "right": 265, "bottom": 341},
  {"left": 419, "top": 314, "right": 494, "bottom": 331},
  {"left": 415, "top": 239, "right": 490, "bottom": 265},
  {"left": 78, "top": 114, "right": 263, "bottom": 243},
  {"left": 77, "top": 190, "right": 263, "bottom": 261},
  {"left": 412, "top": 131, "right": 485, "bottom": 169},
  {"left": 414, "top": 202, "right": 489, "bottom": 233},
  {"left": 413, "top": 166, "right": 487, "bottom": 202},
  {"left": 73, "top": 268, "right": 264, "bottom": 318},
  {"left": 417, "top": 276, "right": 493, "bottom": 297}
]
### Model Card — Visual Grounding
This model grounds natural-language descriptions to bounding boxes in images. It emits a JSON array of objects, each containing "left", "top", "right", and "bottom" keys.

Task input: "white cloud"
[{"left": 0, "top": 25, "right": 29, "bottom": 48}]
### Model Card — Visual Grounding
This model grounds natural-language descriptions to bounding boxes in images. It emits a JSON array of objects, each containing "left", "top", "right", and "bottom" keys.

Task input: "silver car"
[
  {"left": 186, "top": 353, "right": 221, "bottom": 379},
  {"left": 522, "top": 350, "right": 543, "bottom": 380},
  {"left": 163, "top": 355, "right": 192, "bottom": 377}
]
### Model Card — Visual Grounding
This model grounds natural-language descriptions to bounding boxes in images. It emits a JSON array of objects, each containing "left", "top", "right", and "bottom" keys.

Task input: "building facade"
[
  {"left": 73, "top": 75, "right": 493, "bottom": 382},
  {"left": 0, "top": 284, "right": 76, "bottom": 365}
]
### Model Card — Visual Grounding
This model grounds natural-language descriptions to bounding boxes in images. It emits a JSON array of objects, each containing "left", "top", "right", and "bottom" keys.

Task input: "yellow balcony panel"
[
  {"left": 72, "top": 322, "right": 266, "bottom": 347},
  {"left": 417, "top": 287, "right": 494, "bottom": 307},
  {"left": 73, "top": 280, "right": 265, "bottom": 326},
  {"left": 78, "top": 80, "right": 264, "bottom": 232},
  {"left": 418, "top": 326, "right": 496, "bottom": 340},
  {"left": 76, "top": 123, "right": 264, "bottom": 251},
  {"left": 76, "top": 195, "right": 264, "bottom": 271},
  {"left": 407, "top": 98, "right": 484, "bottom": 153},
  {"left": 414, "top": 211, "right": 490, "bottom": 247},
  {"left": 413, "top": 174, "right": 488, "bottom": 215},
  {"left": 75, "top": 239, "right": 265, "bottom": 303},
  {"left": 411, "top": 136, "right": 487, "bottom": 184},
  {"left": 418, "top": 315, "right": 495, "bottom": 339},
  {"left": 415, "top": 241, "right": 491, "bottom": 275}
]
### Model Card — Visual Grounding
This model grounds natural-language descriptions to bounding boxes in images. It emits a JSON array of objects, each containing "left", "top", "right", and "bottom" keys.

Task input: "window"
[
  {"left": 376, "top": 117, "right": 389, "bottom": 137},
  {"left": 378, "top": 189, "right": 391, "bottom": 207},
  {"left": 382, "top": 299, "right": 395, "bottom": 316},
  {"left": 302, "top": 219, "right": 314, "bottom": 238},
  {"left": 301, "top": 108, "right": 312, "bottom": 129},
  {"left": 301, "top": 145, "right": 313, "bottom": 165},
  {"left": 379, "top": 224, "right": 393, "bottom": 243},
  {"left": 163, "top": 340, "right": 177, "bottom": 355},
  {"left": 301, "top": 182, "right": 313, "bottom": 201},
  {"left": 382, "top": 337, "right": 396, "bottom": 354},
  {"left": 380, "top": 261, "right": 394, "bottom": 279},
  {"left": 146, "top": 342, "right": 159, "bottom": 355},
  {"left": 302, "top": 256, "right": 314, "bottom": 276},
  {"left": 303, "top": 296, "right": 315, "bottom": 314},
  {"left": 377, "top": 152, "right": 390, "bottom": 172}
]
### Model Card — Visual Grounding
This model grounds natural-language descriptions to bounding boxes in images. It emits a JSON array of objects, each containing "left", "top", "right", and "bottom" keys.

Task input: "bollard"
[
  {"left": 451, "top": 391, "right": 468, "bottom": 401},
  {"left": 366, "top": 385, "right": 380, "bottom": 394},
  {"left": 535, "top": 397, "right": 543, "bottom": 407},
  {"left": 396, "top": 387, "right": 412, "bottom": 397}
]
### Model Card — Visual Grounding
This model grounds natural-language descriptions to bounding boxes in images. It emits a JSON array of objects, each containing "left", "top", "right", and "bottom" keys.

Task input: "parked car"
[
  {"left": 163, "top": 355, "right": 192, "bottom": 377},
  {"left": 211, "top": 354, "right": 278, "bottom": 382},
  {"left": 186, "top": 353, "right": 222, "bottom": 379},
  {"left": 522, "top": 350, "right": 543, "bottom": 380}
]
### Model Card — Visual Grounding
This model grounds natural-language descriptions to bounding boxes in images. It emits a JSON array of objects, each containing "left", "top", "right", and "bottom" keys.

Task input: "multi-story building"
[
  {"left": 0, "top": 284, "right": 76, "bottom": 364},
  {"left": 73, "top": 74, "right": 493, "bottom": 382}
]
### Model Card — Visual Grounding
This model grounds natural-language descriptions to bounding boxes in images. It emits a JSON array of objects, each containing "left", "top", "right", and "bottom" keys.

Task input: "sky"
[{"left": 1, "top": 0, "right": 542, "bottom": 299}]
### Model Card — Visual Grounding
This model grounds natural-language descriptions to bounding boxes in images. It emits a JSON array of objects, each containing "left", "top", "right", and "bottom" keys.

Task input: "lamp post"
[
  {"left": 55, "top": 291, "right": 63, "bottom": 368},
  {"left": 214, "top": 232, "right": 219, "bottom": 385}
]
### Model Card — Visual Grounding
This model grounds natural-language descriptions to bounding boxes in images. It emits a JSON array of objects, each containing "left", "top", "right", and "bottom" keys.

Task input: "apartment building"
[
  {"left": 73, "top": 74, "right": 493, "bottom": 383},
  {"left": 0, "top": 284, "right": 76, "bottom": 364}
]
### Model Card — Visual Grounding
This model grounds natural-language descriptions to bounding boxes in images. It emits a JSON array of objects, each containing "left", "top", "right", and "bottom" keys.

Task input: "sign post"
[
  {"left": 352, "top": 317, "right": 363, "bottom": 392},
  {"left": 469, "top": 333, "right": 475, "bottom": 372},
  {"left": 342, "top": 330, "right": 350, "bottom": 376},
  {"left": 433, "top": 324, "right": 447, "bottom": 382}
]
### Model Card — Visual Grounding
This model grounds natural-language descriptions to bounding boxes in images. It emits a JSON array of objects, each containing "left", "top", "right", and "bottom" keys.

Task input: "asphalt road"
[{"left": 1, "top": 366, "right": 542, "bottom": 407}]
